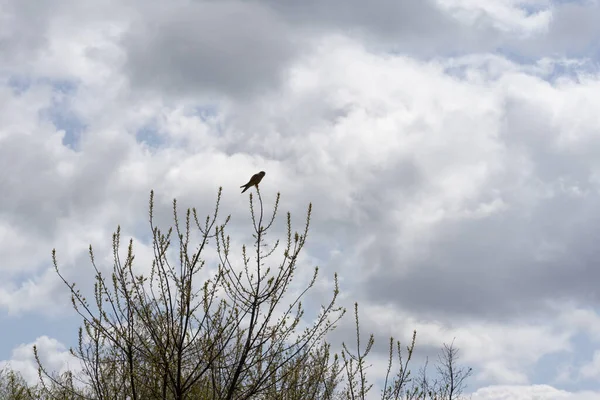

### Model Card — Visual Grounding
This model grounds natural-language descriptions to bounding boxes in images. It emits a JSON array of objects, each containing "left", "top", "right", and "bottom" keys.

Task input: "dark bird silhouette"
[{"left": 240, "top": 171, "right": 266, "bottom": 193}]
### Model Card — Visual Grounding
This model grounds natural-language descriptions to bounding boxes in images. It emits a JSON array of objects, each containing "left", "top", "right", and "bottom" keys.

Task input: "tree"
[
  {"left": 35, "top": 188, "right": 345, "bottom": 399},
  {"left": 405, "top": 339, "right": 473, "bottom": 400},
  {"left": 17, "top": 187, "right": 474, "bottom": 399},
  {"left": 0, "top": 367, "right": 33, "bottom": 400},
  {"left": 435, "top": 340, "right": 473, "bottom": 400}
]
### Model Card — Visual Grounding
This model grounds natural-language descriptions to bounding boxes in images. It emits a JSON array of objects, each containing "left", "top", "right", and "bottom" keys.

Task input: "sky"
[{"left": 1, "top": 0, "right": 600, "bottom": 398}]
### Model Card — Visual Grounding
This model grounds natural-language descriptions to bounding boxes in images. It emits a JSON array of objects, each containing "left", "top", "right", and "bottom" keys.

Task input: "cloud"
[
  {"left": 0, "top": 336, "right": 77, "bottom": 385},
  {"left": 107, "top": 0, "right": 600, "bottom": 103},
  {"left": 0, "top": 0, "right": 61, "bottom": 66},
  {"left": 252, "top": 0, "right": 600, "bottom": 61},
  {"left": 471, "top": 384, "right": 600, "bottom": 400},
  {"left": 328, "top": 302, "right": 577, "bottom": 387},
  {"left": 121, "top": 0, "right": 301, "bottom": 99},
  {"left": 259, "top": 0, "right": 466, "bottom": 49},
  {"left": 212, "top": 36, "right": 600, "bottom": 323}
]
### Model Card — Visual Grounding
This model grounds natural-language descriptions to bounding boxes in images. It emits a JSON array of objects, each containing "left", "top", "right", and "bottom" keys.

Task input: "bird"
[{"left": 240, "top": 171, "right": 266, "bottom": 193}]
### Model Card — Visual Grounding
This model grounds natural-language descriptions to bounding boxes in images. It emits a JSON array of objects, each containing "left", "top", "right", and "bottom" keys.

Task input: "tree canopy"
[{"left": 1, "top": 188, "right": 472, "bottom": 400}]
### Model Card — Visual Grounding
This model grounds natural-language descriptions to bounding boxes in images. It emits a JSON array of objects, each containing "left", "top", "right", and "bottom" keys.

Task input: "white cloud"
[
  {"left": 337, "top": 303, "right": 577, "bottom": 386},
  {"left": 437, "top": 0, "right": 552, "bottom": 35},
  {"left": 471, "top": 384, "right": 600, "bottom": 400},
  {"left": 0, "top": 336, "right": 77, "bottom": 385}
]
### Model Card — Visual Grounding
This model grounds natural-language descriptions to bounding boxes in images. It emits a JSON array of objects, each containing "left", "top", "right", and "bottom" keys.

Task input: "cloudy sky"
[{"left": 2, "top": 0, "right": 600, "bottom": 398}]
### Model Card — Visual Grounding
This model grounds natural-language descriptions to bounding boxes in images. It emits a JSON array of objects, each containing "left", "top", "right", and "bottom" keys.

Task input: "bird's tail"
[{"left": 241, "top": 185, "right": 249, "bottom": 193}]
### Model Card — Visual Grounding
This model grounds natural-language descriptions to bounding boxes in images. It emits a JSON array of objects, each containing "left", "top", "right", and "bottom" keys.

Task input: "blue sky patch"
[
  {"left": 32, "top": 79, "right": 87, "bottom": 150},
  {"left": 136, "top": 121, "right": 166, "bottom": 149}
]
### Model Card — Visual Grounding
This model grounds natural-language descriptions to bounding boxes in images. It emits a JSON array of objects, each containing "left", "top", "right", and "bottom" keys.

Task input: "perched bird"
[{"left": 240, "top": 171, "right": 266, "bottom": 193}]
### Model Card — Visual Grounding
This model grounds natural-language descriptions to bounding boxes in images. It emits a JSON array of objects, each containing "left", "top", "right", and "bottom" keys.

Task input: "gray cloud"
[
  {"left": 256, "top": 0, "right": 464, "bottom": 45},
  {"left": 0, "top": 0, "right": 56, "bottom": 66},
  {"left": 254, "top": 0, "right": 600, "bottom": 61},
  {"left": 121, "top": 1, "right": 301, "bottom": 98},
  {"left": 365, "top": 198, "right": 600, "bottom": 319}
]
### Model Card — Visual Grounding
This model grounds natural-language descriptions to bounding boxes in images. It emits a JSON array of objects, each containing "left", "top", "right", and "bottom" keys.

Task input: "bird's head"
[{"left": 259, "top": 171, "right": 266, "bottom": 177}]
